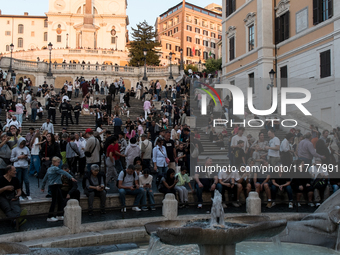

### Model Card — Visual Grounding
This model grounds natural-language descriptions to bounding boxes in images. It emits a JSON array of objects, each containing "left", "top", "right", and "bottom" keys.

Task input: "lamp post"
[
  {"left": 169, "top": 52, "right": 174, "bottom": 79},
  {"left": 8, "top": 43, "right": 14, "bottom": 74},
  {"left": 143, "top": 48, "right": 148, "bottom": 81},
  {"left": 267, "top": 69, "right": 276, "bottom": 106},
  {"left": 47, "top": 42, "right": 53, "bottom": 77},
  {"left": 179, "top": 48, "right": 184, "bottom": 71},
  {"left": 66, "top": 33, "right": 69, "bottom": 49}
]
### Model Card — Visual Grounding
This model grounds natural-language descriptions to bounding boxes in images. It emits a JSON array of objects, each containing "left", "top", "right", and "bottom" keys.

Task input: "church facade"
[{"left": 0, "top": 0, "right": 130, "bottom": 65}]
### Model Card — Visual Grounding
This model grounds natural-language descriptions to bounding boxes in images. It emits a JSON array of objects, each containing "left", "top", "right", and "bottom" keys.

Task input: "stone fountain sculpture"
[
  {"left": 279, "top": 190, "right": 340, "bottom": 249},
  {"left": 145, "top": 190, "right": 287, "bottom": 255}
]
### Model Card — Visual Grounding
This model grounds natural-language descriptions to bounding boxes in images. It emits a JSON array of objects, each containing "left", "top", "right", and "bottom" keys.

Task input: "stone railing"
[{"left": 0, "top": 57, "right": 180, "bottom": 77}]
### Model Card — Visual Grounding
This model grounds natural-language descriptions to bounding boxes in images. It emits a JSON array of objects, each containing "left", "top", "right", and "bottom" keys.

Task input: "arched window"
[
  {"left": 18, "top": 38, "right": 23, "bottom": 48},
  {"left": 6, "top": 45, "right": 10, "bottom": 51},
  {"left": 77, "top": 7, "right": 81, "bottom": 14},
  {"left": 18, "top": 24, "right": 24, "bottom": 34}
]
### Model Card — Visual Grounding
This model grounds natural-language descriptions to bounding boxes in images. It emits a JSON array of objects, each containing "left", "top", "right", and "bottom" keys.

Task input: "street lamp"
[
  {"left": 47, "top": 42, "right": 53, "bottom": 77},
  {"left": 143, "top": 48, "right": 148, "bottom": 81},
  {"left": 179, "top": 48, "right": 184, "bottom": 71},
  {"left": 66, "top": 33, "right": 69, "bottom": 49},
  {"left": 8, "top": 43, "right": 14, "bottom": 74},
  {"left": 267, "top": 69, "right": 276, "bottom": 90},
  {"left": 169, "top": 52, "right": 174, "bottom": 79}
]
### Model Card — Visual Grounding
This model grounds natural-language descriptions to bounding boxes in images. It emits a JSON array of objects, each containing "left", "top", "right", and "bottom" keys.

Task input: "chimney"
[{"left": 24, "top": 12, "right": 28, "bottom": 16}]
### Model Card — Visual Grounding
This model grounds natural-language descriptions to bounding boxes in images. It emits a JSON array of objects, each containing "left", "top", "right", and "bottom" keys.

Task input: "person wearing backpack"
[
  {"left": 84, "top": 129, "right": 101, "bottom": 173},
  {"left": 119, "top": 84, "right": 125, "bottom": 103},
  {"left": 117, "top": 165, "right": 147, "bottom": 212}
]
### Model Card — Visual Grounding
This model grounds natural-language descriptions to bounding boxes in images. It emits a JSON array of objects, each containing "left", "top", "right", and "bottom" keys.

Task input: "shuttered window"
[
  {"left": 280, "top": 66, "right": 288, "bottom": 87},
  {"left": 249, "top": 73, "right": 255, "bottom": 94},
  {"left": 275, "top": 11, "right": 290, "bottom": 44},
  {"left": 320, "top": 50, "right": 331, "bottom": 78},
  {"left": 313, "top": 0, "right": 333, "bottom": 25},
  {"left": 229, "top": 37, "right": 235, "bottom": 61},
  {"left": 226, "top": 0, "right": 236, "bottom": 17}
]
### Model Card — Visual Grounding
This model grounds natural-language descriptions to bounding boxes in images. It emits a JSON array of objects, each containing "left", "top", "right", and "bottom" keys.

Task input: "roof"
[{"left": 0, "top": 14, "right": 47, "bottom": 19}]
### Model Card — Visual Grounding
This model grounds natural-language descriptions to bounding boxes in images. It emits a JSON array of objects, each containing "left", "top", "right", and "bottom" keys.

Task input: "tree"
[
  {"left": 128, "top": 21, "right": 161, "bottom": 67},
  {"left": 185, "top": 64, "right": 198, "bottom": 75},
  {"left": 204, "top": 58, "right": 222, "bottom": 73}
]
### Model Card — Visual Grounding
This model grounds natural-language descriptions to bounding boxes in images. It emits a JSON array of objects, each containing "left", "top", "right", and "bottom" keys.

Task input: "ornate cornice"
[
  {"left": 244, "top": 12, "right": 256, "bottom": 26},
  {"left": 275, "top": 0, "right": 290, "bottom": 17}
]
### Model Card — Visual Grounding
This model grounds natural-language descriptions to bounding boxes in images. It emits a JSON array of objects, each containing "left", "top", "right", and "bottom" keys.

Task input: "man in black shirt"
[
  {"left": 147, "top": 121, "right": 159, "bottom": 145},
  {"left": 106, "top": 93, "right": 112, "bottom": 115},
  {"left": 234, "top": 140, "right": 246, "bottom": 168},
  {"left": 0, "top": 166, "right": 26, "bottom": 226},
  {"left": 164, "top": 131, "right": 176, "bottom": 170}
]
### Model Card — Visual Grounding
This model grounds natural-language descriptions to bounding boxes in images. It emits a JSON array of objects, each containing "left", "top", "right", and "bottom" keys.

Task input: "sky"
[{"left": 0, "top": 0, "right": 222, "bottom": 36}]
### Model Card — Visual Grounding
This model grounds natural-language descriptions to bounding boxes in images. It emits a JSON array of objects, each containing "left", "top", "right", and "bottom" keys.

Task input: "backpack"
[
  {"left": 120, "top": 87, "right": 125, "bottom": 93},
  {"left": 116, "top": 170, "right": 136, "bottom": 187}
]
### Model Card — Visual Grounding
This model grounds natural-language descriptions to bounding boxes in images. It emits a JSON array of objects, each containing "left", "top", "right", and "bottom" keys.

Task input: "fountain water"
[
  {"left": 145, "top": 190, "right": 287, "bottom": 255},
  {"left": 147, "top": 234, "right": 162, "bottom": 255}
]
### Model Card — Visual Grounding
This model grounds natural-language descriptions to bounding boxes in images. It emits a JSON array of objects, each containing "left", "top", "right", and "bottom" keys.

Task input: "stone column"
[
  {"left": 162, "top": 193, "right": 178, "bottom": 220},
  {"left": 246, "top": 192, "right": 261, "bottom": 215},
  {"left": 64, "top": 199, "right": 82, "bottom": 234}
]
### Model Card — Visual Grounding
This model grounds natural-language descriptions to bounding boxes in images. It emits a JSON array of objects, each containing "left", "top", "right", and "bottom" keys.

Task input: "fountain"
[{"left": 145, "top": 190, "right": 287, "bottom": 255}]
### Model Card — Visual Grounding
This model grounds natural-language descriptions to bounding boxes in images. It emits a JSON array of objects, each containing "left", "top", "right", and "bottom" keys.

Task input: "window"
[
  {"left": 7, "top": 20, "right": 10, "bottom": 25},
  {"left": 194, "top": 18, "right": 198, "bottom": 24},
  {"left": 210, "top": 23, "right": 215, "bottom": 30},
  {"left": 211, "top": 42, "right": 216, "bottom": 48},
  {"left": 174, "top": 27, "right": 179, "bottom": 33},
  {"left": 57, "top": 35, "right": 62, "bottom": 42},
  {"left": 280, "top": 66, "right": 288, "bottom": 87},
  {"left": 166, "top": 43, "right": 172, "bottom": 50},
  {"left": 211, "top": 53, "right": 216, "bottom": 59},
  {"left": 211, "top": 32, "right": 216, "bottom": 38},
  {"left": 5, "top": 31, "right": 11, "bottom": 36},
  {"left": 18, "top": 38, "right": 23, "bottom": 48},
  {"left": 186, "top": 36, "right": 192, "bottom": 42},
  {"left": 18, "top": 24, "right": 24, "bottom": 34},
  {"left": 226, "top": 0, "right": 236, "bottom": 17},
  {"left": 169, "top": 20, "right": 173, "bottom": 26},
  {"left": 195, "top": 50, "right": 201, "bottom": 56},
  {"left": 163, "top": 23, "right": 167, "bottom": 30},
  {"left": 168, "top": 30, "right": 173, "bottom": 36},
  {"left": 6, "top": 45, "right": 10, "bottom": 51},
  {"left": 186, "top": 16, "right": 192, "bottom": 22},
  {"left": 248, "top": 25, "right": 255, "bottom": 51},
  {"left": 195, "top": 38, "right": 201, "bottom": 44},
  {"left": 175, "top": 46, "right": 180, "bottom": 52},
  {"left": 218, "top": 35, "right": 222, "bottom": 40},
  {"left": 320, "top": 50, "right": 331, "bottom": 78},
  {"left": 203, "top": 40, "right": 209, "bottom": 47},
  {"left": 44, "top": 19, "right": 48, "bottom": 28},
  {"left": 31, "top": 31, "right": 35, "bottom": 37},
  {"left": 275, "top": 11, "right": 290, "bottom": 44},
  {"left": 186, "top": 47, "right": 192, "bottom": 56},
  {"left": 218, "top": 25, "right": 222, "bottom": 32},
  {"left": 187, "top": 25, "right": 192, "bottom": 31},
  {"left": 111, "top": 36, "right": 116, "bottom": 44},
  {"left": 31, "top": 21, "right": 35, "bottom": 25},
  {"left": 44, "top": 32, "right": 48, "bottom": 41},
  {"left": 195, "top": 28, "right": 200, "bottom": 34},
  {"left": 313, "top": 0, "right": 333, "bottom": 25},
  {"left": 229, "top": 37, "right": 235, "bottom": 61},
  {"left": 203, "top": 30, "right": 208, "bottom": 36},
  {"left": 203, "top": 51, "right": 208, "bottom": 60},
  {"left": 202, "top": 20, "right": 207, "bottom": 27},
  {"left": 249, "top": 73, "right": 255, "bottom": 94}
]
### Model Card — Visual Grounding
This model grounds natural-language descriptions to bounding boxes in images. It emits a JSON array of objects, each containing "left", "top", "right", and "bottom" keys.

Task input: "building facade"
[
  {"left": 0, "top": 0, "right": 130, "bottom": 65},
  {"left": 155, "top": 1, "right": 223, "bottom": 67},
  {"left": 221, "top": 0, "right": 340, "bottom": 127}
]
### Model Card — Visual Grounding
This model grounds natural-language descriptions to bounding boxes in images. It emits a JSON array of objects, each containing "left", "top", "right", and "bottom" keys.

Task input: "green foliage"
[
  {"left": 128, "top": 21, "right": 161, "bottom": 67},
  {"left": 204, "top": 58, "right": 222, "bottom": 73},
  {"left": 184, "top": 64, "right": 198, "bottom": 75}
]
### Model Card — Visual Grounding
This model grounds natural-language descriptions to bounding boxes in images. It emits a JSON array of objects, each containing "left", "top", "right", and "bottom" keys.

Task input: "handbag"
[
  {"left": 158, "top": 147, "right": 170, "bottom": 164},
  {"left": 85, "top": 139, "right": 97, "bottom": 157}
]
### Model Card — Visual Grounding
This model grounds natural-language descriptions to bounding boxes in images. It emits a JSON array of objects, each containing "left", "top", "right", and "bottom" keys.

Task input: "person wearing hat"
[
  {"left": 84, "top": 128, "right": 101, "bottom": 172},
  {"left": 73, "top": 102, "right": 81, "bottom": 125},
  {"left": 59, "top": 99, "right": 69, "bottom": 126}
]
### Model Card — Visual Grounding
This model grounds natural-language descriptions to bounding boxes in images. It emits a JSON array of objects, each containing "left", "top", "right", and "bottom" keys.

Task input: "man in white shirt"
[
  {"left": 141, "top": 134, "right": 152, "bottom": 169},
  {"left": 41, "top": 118, "right": 54, "bottom": 134},
  {"left": 171, "top": 125, "right": 179, "bottom": 140},
  {"left": 265, "top": 130, "right": 281, "bottom": 167},
  {"left": 6, "top": 115, "right": 21, "bottom": 130},
  {"left": 231, "top": 127, "right": 249, "bottom": 152},
  {"left": 67, "top": 82, "right": 73, "bottom": 99}
]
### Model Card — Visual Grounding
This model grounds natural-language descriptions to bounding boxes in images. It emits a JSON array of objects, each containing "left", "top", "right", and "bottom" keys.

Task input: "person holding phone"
[{"left": 139, "top": 169, "right": 155, "bottom": 210}]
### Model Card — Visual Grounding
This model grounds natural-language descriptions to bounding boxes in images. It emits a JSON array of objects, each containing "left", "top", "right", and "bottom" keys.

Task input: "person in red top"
[
  {"left": 194, "top": 129, "right": 201, "bottom": 140},
  {"left": 106, "top": 136, "right": 125, "bottom": 178}
]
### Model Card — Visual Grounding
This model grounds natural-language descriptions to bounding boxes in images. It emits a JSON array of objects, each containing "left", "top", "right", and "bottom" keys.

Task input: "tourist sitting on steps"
[
  {"left": 117, "top": 165, "right": 147, "bottom": 213},
  {"left": 139, "top": 169, "right": 155, "bottom": 210},
  {"left": 175, "top": 166, "right": 193, "bottom": 208},
  {"left": 83, "top": 164, "right": 107, "bottom": 216},
  {"left": 60, "top": 164, "right": 80, "bottom": 202}
]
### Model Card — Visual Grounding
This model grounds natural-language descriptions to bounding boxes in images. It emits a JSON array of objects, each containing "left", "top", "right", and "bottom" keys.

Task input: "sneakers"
[
  {"left": 308, "top": 202, "right": 315, "bottom": 207},
  {"left": 266, "top": 202, "right": 276, "bottom": 208},
  {"left": 289, "top": 202, "right": 293, "bottom": 209},
  {"left": 121, "top": 207, "right": 126, "bottom": 213},
  {"left": 232, "top": 202, "right": 240, "bottom": 208},
  {"left": 142, "top": 207, "right": 149, "bottom": 211},
  {"left": 316, "top": 203, "right": 321, "bottom": 207},
  {"left": 27, "top": 196, "right": 32, "bottom": 201},
  {"left": 197, "top": 204, "right": 203, "bottom": 209},
  {"left": 47, "top": 217, "right": 58, "bottom": 222},
  {"left": 105, "top": 186, "right": 110, "bottom": 190},
  {"left": 151, "top": 207, "right": 156, "bottom": 211},
  {"left": 132, "top": 207, "right": 142, "bottom": 212},
  {"left": 56, "top": 216, "right": 64, "bottom": 221},
  {"left": 19, "top": 196, "right": 25, "bottom": 202}
]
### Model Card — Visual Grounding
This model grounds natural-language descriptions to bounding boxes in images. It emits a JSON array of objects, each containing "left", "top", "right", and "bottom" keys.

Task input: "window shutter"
[
  {"left": 229, "top": 37, "right": 235, "bottom": 61},
  {"left": 284, "top": 11, "right": 290, "bottom": 40},
  {"left": 226, "top": 0, "right": 230, "bottom": 17},
  {"left": 232, "top": 0, "right": 236, "bottom": 13},
  {"left": 275, "top": 16, "right": 280, "bottom": 44},
  {"left": 313, "top": 0, "right": 319, "bottom": 25},
  {"left": 328, "top": 0, "right": 333, "bottom": 18},
  {"left": 325, "top": 50, "right": 331, "bottom": 77}
]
